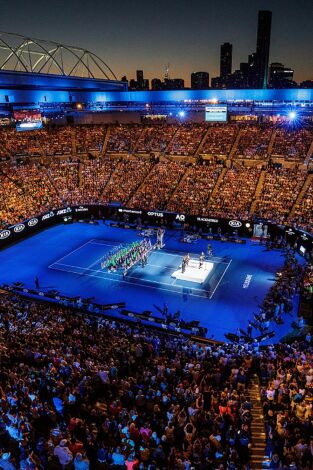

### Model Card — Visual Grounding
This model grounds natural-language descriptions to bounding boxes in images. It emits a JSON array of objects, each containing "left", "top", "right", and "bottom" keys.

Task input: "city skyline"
[{"left": 1, "top": 0, "right": 312, "bottom": 86}]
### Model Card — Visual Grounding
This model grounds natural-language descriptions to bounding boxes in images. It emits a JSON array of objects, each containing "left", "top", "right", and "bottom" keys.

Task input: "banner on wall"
[{"left": 0, "top": 204, "right": 312, "bottom": 254}]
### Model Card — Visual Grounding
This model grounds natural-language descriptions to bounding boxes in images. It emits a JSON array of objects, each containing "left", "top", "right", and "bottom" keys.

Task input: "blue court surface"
[{"left": 0, "top": 222, "right": 299, "bottom": 343}]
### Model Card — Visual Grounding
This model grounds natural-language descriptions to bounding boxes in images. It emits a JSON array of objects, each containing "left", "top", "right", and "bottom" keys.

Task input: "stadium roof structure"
[{"left": 0, "top": 31, "right": 117, "bottom": 80}]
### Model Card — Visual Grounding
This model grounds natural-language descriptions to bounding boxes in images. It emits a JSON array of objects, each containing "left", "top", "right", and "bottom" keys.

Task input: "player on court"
[{"left": 207, "top": 243, "right": 213, "bottom": 257}]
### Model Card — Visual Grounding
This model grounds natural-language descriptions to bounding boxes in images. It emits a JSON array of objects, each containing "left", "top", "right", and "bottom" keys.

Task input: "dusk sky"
[{"left": 1, "top": 0, "right": 312, "bottom": 85}]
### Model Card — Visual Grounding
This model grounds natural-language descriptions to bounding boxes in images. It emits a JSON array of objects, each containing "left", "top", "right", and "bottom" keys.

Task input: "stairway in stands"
[
  {"left": 71, "top": 128, "right": 76, "bottom": 156},
  {"left": 289, "top": 173, "right": 313, "bottom": 218},
  {"left": 101, "top": 126, "right": 111, "bottom": 156},
  {"left": 250, "top": 170, "right": 266, "bottom": 215},
  {"left": 207, "top": 167, "right": 227, "bottom": 204},
  {"left": 248, "top": 374, "right": 270, "bottom": 469},
  {"left": 132, "top": 127, "right": 146, "bottom": 153},
  {"left": 228, "top": 128, "right": 242, "bottom": 159},
  {"left": 194, "top": 126, "right": 211, "bottom": 157},
  {"left": 267, "top": 129, "right": 277, "bottom": 158},
  {"left": 164, "top": 127, "right": 179, "bottom": 154},
  {"left": 304, "top": 138, "right": 313, "bottom": 165}
]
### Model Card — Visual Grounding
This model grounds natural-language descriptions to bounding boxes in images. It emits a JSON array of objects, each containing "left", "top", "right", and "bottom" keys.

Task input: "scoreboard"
[
  {"left": 14, "top": 107, "right": 43, "bottom": 131},
  {"left": 205, "top": 105, "right": 228, "bottom": 122}
]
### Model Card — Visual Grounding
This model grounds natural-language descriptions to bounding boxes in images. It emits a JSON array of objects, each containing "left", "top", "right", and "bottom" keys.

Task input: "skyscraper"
[
  {"left": 191, "top": 72, "right": 210, "bottom": 89},
  {"left": 220, "top": 43, "right": 232, "bottom": 78},
  {"left": 255, "top": 10, "right": 272, "bottom": 88},
  {"left": 136, "top": 70, "right": 144, "bottom": 89}
]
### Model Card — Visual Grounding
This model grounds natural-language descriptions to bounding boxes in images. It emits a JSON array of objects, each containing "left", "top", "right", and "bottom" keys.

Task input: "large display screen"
[
  {"left": 205, "top": 105, "right": 227, "bottom": 122},
  {"left": 14, "top": 107, "right": 43, "bottom": 131}
]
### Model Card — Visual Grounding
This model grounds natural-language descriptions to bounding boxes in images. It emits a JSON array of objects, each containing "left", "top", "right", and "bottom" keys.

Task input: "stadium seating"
[
  {"left": 254, "top": 168, "right": 307, "bottom": 222},
  {"left": 0, "top": 124, "right": 312, "bottom": 232},
  {"left": 208, "top": 167, "right": 261, "bottom": 219},
  {"left": 234, "top": 125, "right": 273, "bottom": 160},
  {"left": 0, "top": 287, "right": 311, "bottom": 469},
  {"left": 167, "top": 164, "right": 223, "bottom": 215},
  {"left": 128, "top": 160, "right": 188, "bottom": 210},
  {"left": 201, "top": 124, "right": 238, "bottom": 156},
  {"left": 271, "top": 128, "right": 312, "bottom": 161}
]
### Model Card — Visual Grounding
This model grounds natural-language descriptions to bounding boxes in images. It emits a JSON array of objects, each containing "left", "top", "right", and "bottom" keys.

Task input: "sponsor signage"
[
  {"left": 1, "top": 205, "right": 312, "bottom": 253},
  {"left": 13, "top": 224, "right": 25, "bottom": 233},
  {"left": 28, "top": 218, "right": 38, "bottom": 227},
  {"left": 41, "top": 211, "right": 55, "bottom": 221},
  {"left": 118, "top": 208, "right": 142, "bottom": 215},
  {"left": 74, "top": 206, "right": 89, "bottom": 212},
  {"left": 147, "top": 211, "right": 164, "bottom": 218},
  {"left": 0, "top": 229, "right": 11, "bottom": 239},
  {"left": 56, "top": 208, "right": 72, "bottom": 215},
  {"left": 196, "top": 217, "right": 219, "bottom": 223},
  {"left": 229, "top": 220, "right": 242, "bottom": 228}
]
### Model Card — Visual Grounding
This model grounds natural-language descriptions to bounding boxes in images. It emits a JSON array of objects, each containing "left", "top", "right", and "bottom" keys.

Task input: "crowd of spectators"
[
  {"left": 167, "top": 164, "right": 223, "bottom": 215},
  {"left": 0, "top": 121, "right": 312, "bottom": 231},
  {"left": 107, "top": 125, "right": 142, "bottom": 153},
  {"left": 0, "top": 286, "right": 312, "bottom": 470},
  {"left": 128, "top": 161, "right": 187, "bottom": 210},
  {"left": 101, "top": 159, "right": 153, "bottom": 205},
  {"left": 260, "top": 339, "right": 313, "bottom": 469},
  {"left": 136, "top": 126, "right": 176, "bottom": 154},
  {"left": 291, "top": 181, "right": 313, "bottom": 233},
  {"left": 76, "top": 126, "right": 106, "bottom": 154},
  {"left": 79, "top": 159, "right": 118, "bottom": 204},
  {"left": 0, "top": 292, "right": 257, "bottom": 470},
  {"left": 166, "top": 124, "right": 206, "bottom": 156},
  {"left": 271, "top": 128, "right": 312, "bottom": 162},
  {"left": 234, "top": 126, "right": 273, "bottom": 160},
  {"left": 200, "top": 125, "right": 238, "bottom": 157},
  {"left": 251, "top": 250, "right": 304, "bottom": 334},
  {"left": 0, "top": 162, "right": 61, "bottom": 228},
  {"left": 255, "top": 168, "right": 307, "bottom": 224},
  {"left": 0, "top": 123, "right": 312, "bottom": 162},
  {"left": 208, "top": 167, "right": 261, "bottom": 220},
  {"left": 42, "top": 128, "right": 73, "bottom": 158},
  {"left": 48, "top": 159, "right": 81, "bottom": 206}
]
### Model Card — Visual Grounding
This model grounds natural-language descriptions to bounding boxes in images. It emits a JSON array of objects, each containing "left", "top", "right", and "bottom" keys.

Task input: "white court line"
[
  {"left": 49, "top": 240, "right": 229, "bottom": 298},
  {"left": 49, "top": 264, "right": 209, "bottom": 299},
  {"left": 48, "top": 239, "right": 95, "bottom": 267},
  {"left": 89, "top": 241, "right": 120, "bottom": 247},
  {"left": 153, "top": 251, "right": 228, "bottom": 264},
  {"left": 51, "top": 261, "right": 209, "bottom": 293},
  {"left": 209, "top": 259, "right": 232, "bottom": 299}
]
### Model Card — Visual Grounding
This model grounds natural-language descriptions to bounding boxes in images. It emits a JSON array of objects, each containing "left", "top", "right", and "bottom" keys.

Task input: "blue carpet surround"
[{"left": 0, "top": 222, "right": 300, "bottom": 342}]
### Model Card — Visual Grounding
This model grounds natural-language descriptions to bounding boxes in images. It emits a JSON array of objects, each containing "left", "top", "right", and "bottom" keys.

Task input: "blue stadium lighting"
[
  {"left": 178, "top": 111, "right": 185, "bottom": 118},
  {"left": 288, "top": 111, "right": 296, "bottom": 120}
]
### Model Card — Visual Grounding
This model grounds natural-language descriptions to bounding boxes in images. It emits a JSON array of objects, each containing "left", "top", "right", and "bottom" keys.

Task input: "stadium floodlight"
[
  {"left": 178, "top": 111, "right": 185, "bottom": 118},
  {"left": 288, "top": 111, "right": 296, "bottom": 120}
]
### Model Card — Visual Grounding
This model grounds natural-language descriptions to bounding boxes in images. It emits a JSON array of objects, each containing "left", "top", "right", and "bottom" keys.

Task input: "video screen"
[
  {"left": 14, "top": 108, "right": 43, "bottom": 131},
  {"left": 205, "top": 105, "right": 227, "bottom": 122}
]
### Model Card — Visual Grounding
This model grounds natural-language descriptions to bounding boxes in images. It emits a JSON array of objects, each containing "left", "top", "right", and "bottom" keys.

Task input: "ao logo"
[
  {"left": 176, "top": 214, "right": 185, "bottom": 222},
  {"left": 0, "top": 229, "right": 11, "bottom": 239},
  {"left": 229, "top": 220, "right": 242, "bottom": 228},
  {"left": 14, "top": 224, "right": 25, "bottom": 233},
  {"left": 28, "top": 218, "right": 38, "bottom": 227}
]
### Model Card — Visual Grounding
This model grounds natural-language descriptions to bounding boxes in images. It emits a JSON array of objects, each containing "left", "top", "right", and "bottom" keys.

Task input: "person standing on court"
[{"left": 35, "top": 276, "right": 40, "bottom": 289}]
